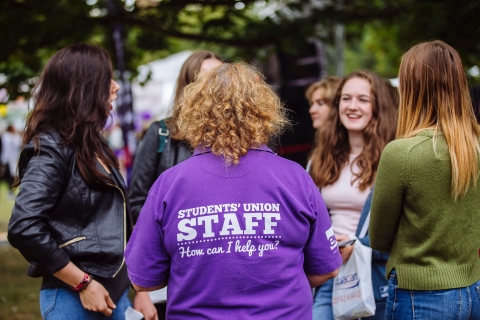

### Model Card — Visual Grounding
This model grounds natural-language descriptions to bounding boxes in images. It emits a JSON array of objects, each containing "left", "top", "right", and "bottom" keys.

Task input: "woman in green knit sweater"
[{"left": 370, "top": 40, "right": 480, "bottom": 319}]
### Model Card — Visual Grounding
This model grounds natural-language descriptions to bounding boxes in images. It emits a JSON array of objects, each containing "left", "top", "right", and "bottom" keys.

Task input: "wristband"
[{"left": 71, "top": 273, "right": 93, "bottom": 292}]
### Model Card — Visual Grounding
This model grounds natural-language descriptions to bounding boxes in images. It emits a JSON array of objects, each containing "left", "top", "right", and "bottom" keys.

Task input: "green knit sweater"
[{"left": 370, "top": 130, "right": 480, "bottom": 290}]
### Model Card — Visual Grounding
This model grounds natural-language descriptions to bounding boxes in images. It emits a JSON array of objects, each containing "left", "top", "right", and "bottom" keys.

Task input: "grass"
[
  {"left": 0, "top": 181, "right": 15, "bottom": 234},
  {"left": 0, "top": 182, "right": 42, "bottom": 320},
  {"left": 0, "top": 246, "right": 42, "bottom": 320}
]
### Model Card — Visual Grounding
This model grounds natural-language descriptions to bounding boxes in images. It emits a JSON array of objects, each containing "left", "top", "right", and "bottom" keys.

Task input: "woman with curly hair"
[
  {"left": 311, "top": 70, "right": 397, "bottom": 319},
  {"left": 125, "top": 63, "right": 342, "bottom": 319},
  {"left": 370, "top": 40, "right": 480, "bottom": 319}
]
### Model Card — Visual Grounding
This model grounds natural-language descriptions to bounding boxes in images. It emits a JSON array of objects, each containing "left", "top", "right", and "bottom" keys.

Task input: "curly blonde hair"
[{"left": 175, "top": 62, "right": 289, "bottom": 164}]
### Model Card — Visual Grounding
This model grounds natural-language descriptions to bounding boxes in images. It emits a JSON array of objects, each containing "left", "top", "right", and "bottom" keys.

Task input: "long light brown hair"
[
  {"left": 175, "top": 63, "right": 289, "bottom": 164},
  {"left": 310, "top": 70, "right": 397, "bottom": 191},
  {"left": 397, "top": 40, "right": 480, "bottom": 199},
  {"left": 19, "top": 44, "right": 118, "bottom": 189},
  {"left": 166, "top": 50, "right": 221, "bottom": 139}
]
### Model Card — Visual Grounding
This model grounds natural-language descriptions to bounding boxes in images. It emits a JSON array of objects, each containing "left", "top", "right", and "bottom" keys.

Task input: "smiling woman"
[
  {"left": 338, "top": 77, "right": 373, "bottom": 135},
  {"left": 310, "top": 70, "right": 397, "bottom": 192},
  {"left": 309, "top": 70, "right": 398, "bottom": 320}
]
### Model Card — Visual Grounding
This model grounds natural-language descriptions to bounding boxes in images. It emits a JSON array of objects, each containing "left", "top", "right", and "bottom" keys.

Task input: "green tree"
[{"left": 1, "top": 0, "right": 479, "bottom": 101}]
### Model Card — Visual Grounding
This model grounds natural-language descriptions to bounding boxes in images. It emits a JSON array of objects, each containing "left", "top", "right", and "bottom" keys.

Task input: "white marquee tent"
[{"left": 131, "top": 50, "right": 193, "bottom": 122}]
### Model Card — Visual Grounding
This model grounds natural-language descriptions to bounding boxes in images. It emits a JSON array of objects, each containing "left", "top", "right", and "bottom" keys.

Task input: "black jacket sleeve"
[
  {"left": 129, "top": 121, "right": 160, "bottom": 223},
  {"left": 7, "top": 134, "right": 71, "bottom": 275}
]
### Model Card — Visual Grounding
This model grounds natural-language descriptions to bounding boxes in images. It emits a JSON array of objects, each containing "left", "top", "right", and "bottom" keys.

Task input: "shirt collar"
[{"left": 193, "top": 144, "right": 274, "bottom": 156}]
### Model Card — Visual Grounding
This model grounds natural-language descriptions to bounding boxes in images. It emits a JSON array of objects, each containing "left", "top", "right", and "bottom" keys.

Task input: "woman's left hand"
[
  {"left": 336, "top": 234, "right": 354, "bottom": 264},
  {"left": 133, "top": 291, "right": 158, "bottom": 320}
]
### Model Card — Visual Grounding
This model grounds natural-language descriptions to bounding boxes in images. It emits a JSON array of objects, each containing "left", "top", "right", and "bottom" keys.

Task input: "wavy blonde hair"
[
  {"left": 175, "top": 62, "right": 289, "bottom": 164},
  {"left": 305, "top": 76, "right": 341, "bottom": 107},
  {"left": 397, "top": 40, "right": 480, "bottom": 199}
]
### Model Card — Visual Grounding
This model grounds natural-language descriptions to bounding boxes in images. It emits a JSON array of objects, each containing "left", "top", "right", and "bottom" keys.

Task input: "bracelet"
[{"left": 71, "top": 273, "right": 93, "bottom": 293}]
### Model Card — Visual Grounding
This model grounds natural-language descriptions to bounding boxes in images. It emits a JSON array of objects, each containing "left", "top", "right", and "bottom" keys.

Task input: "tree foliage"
[{"left": 1, "top": 0, "right": 479, "bottom": 101}]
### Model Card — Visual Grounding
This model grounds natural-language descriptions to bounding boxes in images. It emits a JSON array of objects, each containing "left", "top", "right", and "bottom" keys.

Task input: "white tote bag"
[{"left": 332, "top": 236, "right": 376, "bottom": 320}]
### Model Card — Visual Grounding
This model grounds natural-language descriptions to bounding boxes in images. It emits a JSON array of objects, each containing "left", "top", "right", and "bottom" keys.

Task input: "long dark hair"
[{"left": 21, "top": 43, "right": 119, "bottom": 188}]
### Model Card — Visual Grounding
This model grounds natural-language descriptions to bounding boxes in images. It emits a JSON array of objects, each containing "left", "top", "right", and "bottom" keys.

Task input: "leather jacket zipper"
[
  {"left": 109, "top": 183, "right": 127, "bottom": 278},
  {"left": 59, "top": 236, "right": 87, "bottom": 248}
]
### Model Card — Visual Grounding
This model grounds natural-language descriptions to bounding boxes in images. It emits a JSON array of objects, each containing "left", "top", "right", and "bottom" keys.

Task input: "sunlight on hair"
[{"left": 175, "top": 62, "right": 290, "bottom": 165}]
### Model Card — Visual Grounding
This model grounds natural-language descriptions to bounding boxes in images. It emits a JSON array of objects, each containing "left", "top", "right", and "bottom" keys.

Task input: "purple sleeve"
[
  {"left": 303, "top": 182, "right": 343, "bottom": 275},
  {"left": 125, "top": 191, "right": 170, "bottom": 288}
]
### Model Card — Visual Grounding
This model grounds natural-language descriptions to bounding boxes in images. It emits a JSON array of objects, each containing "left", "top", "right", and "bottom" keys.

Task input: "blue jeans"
[
  {"left": 313, "top": 278, "right": 334, "bottom": 320},
  {"left": 313, "top": 278, "right": 386, "bottom": 320},
  {"left": 40, "top": 287, "right": 131, "bottom": 320},
  {"left": 386, "top": 270, "right": 480, "bottom": 320}
]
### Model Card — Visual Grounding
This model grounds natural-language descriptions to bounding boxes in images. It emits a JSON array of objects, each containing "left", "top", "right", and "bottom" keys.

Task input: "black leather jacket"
[
  {"left": 8, "top": 132, "right": 133, "bottom": 279},
  {"left": 129, "top": 120, "right": 192, "bottom": 222}
]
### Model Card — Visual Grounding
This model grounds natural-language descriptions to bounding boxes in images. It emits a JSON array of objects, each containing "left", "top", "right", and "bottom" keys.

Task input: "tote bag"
[{"left": 332, "top": 237, "right": 376, "bottom": 320}]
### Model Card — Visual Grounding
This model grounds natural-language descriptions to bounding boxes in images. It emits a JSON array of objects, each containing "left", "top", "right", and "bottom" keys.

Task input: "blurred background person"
[
  {"left": 1, "top": 124, "right": 21, "bottom": 199},
  {"left": 306, "top": 76, "right": 341, "bottom": 131},
  {"left": 370, "top": 40, "right": 480, "bottom": 319},
  {"left": 310, "top": 70, "right": 397, "bottom": 320},
  {"left": 125, "top": 63, "right": 342, "bottom": 319},
  {"left": 7, "top": 44, "right": 156, "bottom": 320},
  {"left": 129, "top": 50, "right": 222, "bottom": 221},
  {"left": 305, "top": 76, "right": 341, "bottom": 172},
  {"left": 128, "top": 49, "right": 222, "bottom": 319}
]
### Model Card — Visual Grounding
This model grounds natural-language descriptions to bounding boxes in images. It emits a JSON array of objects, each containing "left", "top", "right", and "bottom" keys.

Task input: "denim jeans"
[
  {"left": 312, "top": 278, "right": 386, "bottom": 320},
  {"left": 386, "top": 270, "right": 480, "bottom": 320},
  {"left": 313, "top": 278, "right": 334, "bottom": 320},
  {"left": 40, "top": 287, "right": 131, "bottom": 320}
]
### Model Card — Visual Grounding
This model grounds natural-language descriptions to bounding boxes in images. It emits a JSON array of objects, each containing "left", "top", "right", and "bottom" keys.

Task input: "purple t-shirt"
[{"left": 125, "top": 145, "right": 342, "bottom": 319}]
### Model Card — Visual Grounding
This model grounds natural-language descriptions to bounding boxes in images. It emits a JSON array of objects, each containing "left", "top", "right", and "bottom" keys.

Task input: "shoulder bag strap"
[
  {"left": 157, "top": 120, "right": 170, "bottom": 153},
  {"left": 358, "top": 211, "right": 370, "bottom": 239}
]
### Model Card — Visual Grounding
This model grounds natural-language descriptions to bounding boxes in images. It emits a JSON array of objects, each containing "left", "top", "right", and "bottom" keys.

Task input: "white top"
[
  {"left": 1, "top": 131, "right": 22, "bottom": 176},
  {"left": 321, "top": 154, "right": 370, "bottom": 236}
]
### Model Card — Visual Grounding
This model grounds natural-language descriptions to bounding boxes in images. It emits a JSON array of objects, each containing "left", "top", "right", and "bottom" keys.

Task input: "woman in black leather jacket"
[{"left": 7, "top": 44, "right": 156, "bottom": 319}]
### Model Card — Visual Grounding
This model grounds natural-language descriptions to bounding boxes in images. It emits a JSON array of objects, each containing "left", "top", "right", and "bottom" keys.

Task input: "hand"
[
  {"left": 339, "top": 244, "right": 354, "bottom": 263},
  {"left": 79, "top": 280, "right": 116, "bottom": 316},
  {"left": 336, "top": 234, "right": 354, "bottom": 264},
  {"left": 52, "top": 262, "right": 116, "bottom": 316},
  {"left": 133, "top": 291, "right": 158, "bottom": 320}
]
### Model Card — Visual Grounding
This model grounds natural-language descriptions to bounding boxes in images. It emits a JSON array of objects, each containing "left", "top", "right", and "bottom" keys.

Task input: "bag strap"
[
  {"left": 358, "top": 211, "right": 370, "bottom": 239},
  {"left": 157, "top": 120, "right": 170, "bottom": 153}
]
